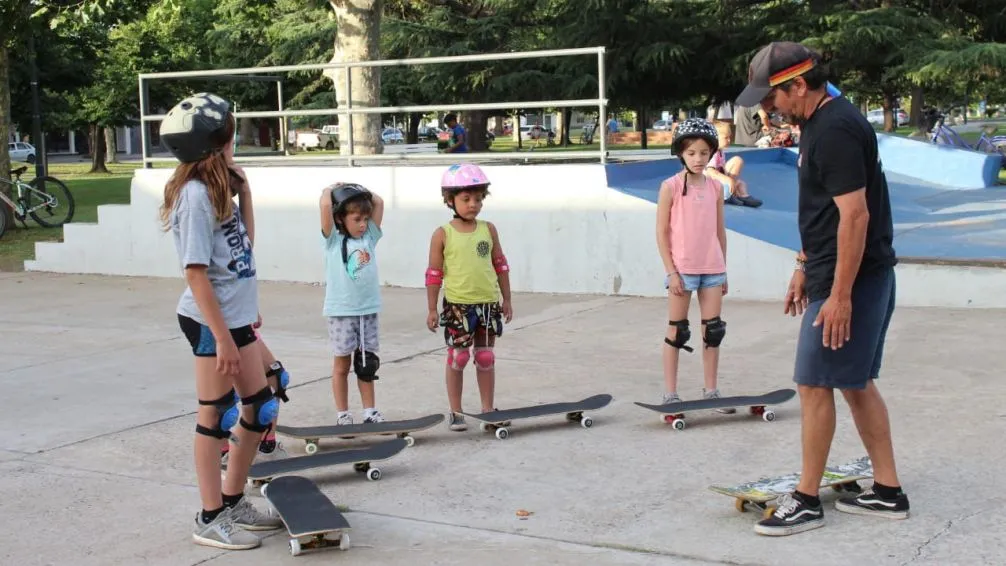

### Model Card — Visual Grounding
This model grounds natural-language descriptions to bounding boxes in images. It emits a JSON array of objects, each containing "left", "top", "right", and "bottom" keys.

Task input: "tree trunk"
[
  {"left": 561, "top": 107, "right": 571, "bottom": 146},
  {"left": 88, "top": 123, "right": 109, "bottom": 174},
  {"left": 637, "top": 107, "right": 647, "bottom": 149},
  {"left": 328, "top": 0, "right": 384, "bottom": 156},
  {"left": 407, "top": 112, "right": 421, "bottom": 144},
  {"left": 0, "top": 45, "right": 10, "bottom": 198},
  {"left": 104, "top": 127, "right": 118, "bottom": 164},
  {"left": 463, "top": 110, "right": 490, "bottom": 152},
  {"left": 909, "top": 85, "right": 925, "bottom": 133},
  {"left": 881, "top": 93, "right": 896, "bottom": 132}
]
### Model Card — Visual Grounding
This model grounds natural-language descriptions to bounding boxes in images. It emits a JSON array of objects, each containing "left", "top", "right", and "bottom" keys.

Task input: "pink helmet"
[{"left": 440, "top": 163, "right": 490, "bottom": 192}]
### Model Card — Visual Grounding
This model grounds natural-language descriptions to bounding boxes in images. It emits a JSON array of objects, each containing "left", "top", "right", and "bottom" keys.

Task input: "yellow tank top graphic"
[{"left": 443, "top": 221, "right": 499, "bottom": 304}]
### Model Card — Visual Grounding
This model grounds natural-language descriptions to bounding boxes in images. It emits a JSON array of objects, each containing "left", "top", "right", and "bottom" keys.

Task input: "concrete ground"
[{"left": 1, "top": 272, "right": 1002, "bottom": 566}]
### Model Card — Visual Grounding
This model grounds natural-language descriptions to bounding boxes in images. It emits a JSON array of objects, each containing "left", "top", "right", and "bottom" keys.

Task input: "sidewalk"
[{"left": 1, "top": 272, "right": 1002, "bottom": 565}]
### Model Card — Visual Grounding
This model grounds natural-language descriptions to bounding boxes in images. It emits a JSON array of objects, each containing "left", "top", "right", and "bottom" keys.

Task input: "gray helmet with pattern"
[
  {"left": 159, "top": 93, "right": 233, "bottom": 163},
  {"left": 672, "top": 118, "right": 719, "bottom": 156}
]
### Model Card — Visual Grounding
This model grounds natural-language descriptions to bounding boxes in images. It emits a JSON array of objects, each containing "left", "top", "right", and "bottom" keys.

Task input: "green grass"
[{"left": 0, "top": 165, "right": 133, "bottom": 270}]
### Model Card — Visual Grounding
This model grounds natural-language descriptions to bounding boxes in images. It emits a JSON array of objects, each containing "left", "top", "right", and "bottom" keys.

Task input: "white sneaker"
[{"left": 364, "top": 409, "right": 385, "bottom": 424}]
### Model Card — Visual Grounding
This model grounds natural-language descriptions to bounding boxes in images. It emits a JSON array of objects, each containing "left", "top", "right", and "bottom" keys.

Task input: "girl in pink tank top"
[{"left": 655, "top": 119, "right": 733, "bottom": 412}]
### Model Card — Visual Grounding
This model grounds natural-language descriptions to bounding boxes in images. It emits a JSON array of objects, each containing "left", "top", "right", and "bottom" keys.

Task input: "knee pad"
[
  {"left": 354, "top": 350, "right": 380, "bottom": 382},
  {"left": 447, "top": 347, "right": 470, "bottom": 370},
  {"left": 664, "top": 319, "right": 694, "bottom": 353},
  {"left": 703, "top": 317, "right": 726, "bottom": 348},
  {"left": 474, "top": 347, "right": 495, "bottom": 370},
  {"left": 266, "top": 361, "right": 291, "bottom": 402},
  {"left": 196, "top": 389, "right": 239, "bottom": 439},
  {"left": 239, "top": 386, "right": 279, "bottom": 433}
]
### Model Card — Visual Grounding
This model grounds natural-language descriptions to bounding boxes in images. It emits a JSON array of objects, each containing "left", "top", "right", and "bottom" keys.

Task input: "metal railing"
[{"left": 137, "top": 46, "right": 609, "bottom": 167}]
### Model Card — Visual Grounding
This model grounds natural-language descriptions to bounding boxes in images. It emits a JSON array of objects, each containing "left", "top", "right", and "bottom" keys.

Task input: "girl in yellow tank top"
[{"left": 424, "top": 163, "right": 514, "bottom": 432}]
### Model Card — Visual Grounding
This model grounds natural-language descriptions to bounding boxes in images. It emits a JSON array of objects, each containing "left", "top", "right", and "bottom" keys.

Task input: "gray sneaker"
[
  {"left": 447, "top": 412, "right": 468, "bottom": 431},
  {"left": 254, "top": 441, "right": 288, "bottom": 464},
  {"left": 192, "top": 507, "right": 260, "bottom": 550},
  {"left": 704, "top": 388, "right": 736, "bottom": 414},
  {"left": 662, "top": 392, "right": 682, "bottom": 405},
  {"left": 228, "top": 497, "right": 283, "bottom": 531}
]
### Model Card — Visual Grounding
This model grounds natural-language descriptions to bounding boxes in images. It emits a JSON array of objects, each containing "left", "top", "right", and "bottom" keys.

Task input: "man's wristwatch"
[{"left": 794, "top": 255, "right": 806, "bottom": 272}]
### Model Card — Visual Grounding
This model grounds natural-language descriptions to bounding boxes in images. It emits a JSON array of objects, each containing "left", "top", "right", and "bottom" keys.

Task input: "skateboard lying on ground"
[
  {"left": 247, "top": 437, "right": 408, "bottom": 488},
  {"left": 276, "top": 413, "right": 444, "bottom": 454},
  {"left": 708, "top": 456, "right": 874, "bottom": 518},
  {"left": 261, "top": 475, "right": 351, "bottom": 556},
  {"left": 634, "top": 388, "right": 796, "bottom": 431},
  {"left": 461, "top": 393, "right": 612, "bottom": 440}
]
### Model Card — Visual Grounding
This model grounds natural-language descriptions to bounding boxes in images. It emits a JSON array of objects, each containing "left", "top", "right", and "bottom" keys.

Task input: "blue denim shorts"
[
  {"left": 794, "top": 266, "right": 896, "bottom": 390},
  {"left": 677, "top": 272, "right": 726, "bottom": 292}
]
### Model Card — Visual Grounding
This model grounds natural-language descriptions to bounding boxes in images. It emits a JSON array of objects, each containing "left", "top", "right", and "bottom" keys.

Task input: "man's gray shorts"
[
  {"left": 327, "top": 314, "right": 380, "bottom": 357},
  {"left": 794, "top": 266, "right": 895, "bottom": 390}
]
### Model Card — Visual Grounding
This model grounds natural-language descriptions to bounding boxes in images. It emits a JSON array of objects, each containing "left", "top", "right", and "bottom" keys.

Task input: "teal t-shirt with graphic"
[{"left": 322, "top": 219, "right": 382, "bottom": 317}]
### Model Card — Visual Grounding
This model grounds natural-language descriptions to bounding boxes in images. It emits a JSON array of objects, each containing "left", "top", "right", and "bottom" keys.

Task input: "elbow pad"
[
  {"left": 492, "top": 255, "right": 510, "bottom": 274},
  {"left": 425, "top": 268, "right": 444, "bottom": 287}
]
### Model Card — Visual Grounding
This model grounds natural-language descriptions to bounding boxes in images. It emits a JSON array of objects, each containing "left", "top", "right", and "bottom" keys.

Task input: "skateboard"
[
  {"left": 634, "top": 388, "right": 796, "bottom": 431},
  {"left": 276, "top": 413, "right": 444, "bottom": 454},
  {"left": 261, "top": 475, "right": 351, "bottom": 556},
  {"left": 460, "top": 393, "right": 612, "bottom": 440},
  {"left": 247, "top": 437, "right": 408, "bottom": 488},
  {"left": 708, "top": 456, "right": 874, "bottom": 518}
]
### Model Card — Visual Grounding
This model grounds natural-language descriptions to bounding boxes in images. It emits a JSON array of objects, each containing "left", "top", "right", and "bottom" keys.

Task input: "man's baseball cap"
[{"left": 735, "top": 41, "right": 821, "bottom": 107}]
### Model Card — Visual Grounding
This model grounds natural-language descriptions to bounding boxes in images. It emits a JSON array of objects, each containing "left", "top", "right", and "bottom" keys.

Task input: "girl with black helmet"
[
  {"left": 158, "top": 92, "right": 282, "bottom": 550},
  {"left": 655, "top": 118, "right": 734, "bottom": 412},
  {"left": 318, "top": 181, "right": 386, "bottom": 427}
]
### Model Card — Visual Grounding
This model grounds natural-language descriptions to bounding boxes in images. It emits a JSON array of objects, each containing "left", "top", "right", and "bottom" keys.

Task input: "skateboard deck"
[
  {"left": 276, "top": 413, "right": 444, "bottom": 454},
  {"left": 634, "top": 388, "right": 796, "bottom": 430},
  {"left": 261, "top": 475, "right": 351, "bottom": 556},
  {"left": 708, "top": 456, "right": 874, "bottom": 516},
  {"left": 248, "top": 437, "right": 407, "bottom": 488},
  {"left": 460, "top": 393, "right": 612, "bottom": 440}
]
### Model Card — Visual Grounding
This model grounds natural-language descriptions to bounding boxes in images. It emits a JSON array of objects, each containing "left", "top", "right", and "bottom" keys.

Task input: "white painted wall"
[{"left": 25, "top": 164, "right": 1006, "bottom": 308}]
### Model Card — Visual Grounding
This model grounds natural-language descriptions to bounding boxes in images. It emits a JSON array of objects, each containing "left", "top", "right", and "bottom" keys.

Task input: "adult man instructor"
[{"left": 735, "top": 41, "right": 910, "bottom": 536}]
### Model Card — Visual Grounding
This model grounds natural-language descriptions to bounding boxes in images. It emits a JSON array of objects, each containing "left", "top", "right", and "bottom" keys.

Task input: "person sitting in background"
[{"left": 704, "top": 130, "right": 763, "bottom": 208}]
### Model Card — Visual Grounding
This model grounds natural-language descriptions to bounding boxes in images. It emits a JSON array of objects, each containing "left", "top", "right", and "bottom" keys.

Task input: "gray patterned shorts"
[{"left": 326, "top": 314, "right": 380, "bottom": 357}]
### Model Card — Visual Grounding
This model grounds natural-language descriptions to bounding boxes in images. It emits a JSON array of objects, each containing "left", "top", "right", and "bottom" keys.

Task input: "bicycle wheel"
[
  {"left": 26, "top": 175, "right": 75, "bottom": 228},
  {"left": 0, "top": 199, "right": 9, "bottom": 240}
]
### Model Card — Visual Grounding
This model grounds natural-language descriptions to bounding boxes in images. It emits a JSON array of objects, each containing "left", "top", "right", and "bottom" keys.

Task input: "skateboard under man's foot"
[
  {"left": 708, "top": 456, "right": 874, "bottom": 518},
  {"left": 247, "top": 437, "right": 408, "bottom": 488},
  {"left": 261, "top": 475, "right": 351, "bottom": 556},
  {"left": 276, "top": 413, "right": 444, "bottom": 454},
  {"left": 634, "top": 388, "right": 796, "bottom": 431},
  {"left": 460, "top": 394, "right": 612, "bottom": 440}
]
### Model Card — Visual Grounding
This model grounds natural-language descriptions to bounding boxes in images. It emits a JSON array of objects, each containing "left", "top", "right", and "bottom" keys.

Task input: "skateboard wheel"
[
  {"left": 762, "top": 506, "right": 775, "bottom": 520},
  {"left": 289, "top": 538, "right": 302, "bottom": 556},
  {"left": 671, "top": 418, "right": 686, "bottom": 431},
  {"left": 762, "top": 410, "right": 776, "bottom": 423},
  {"left": 480, "top": 422, "right": 490, "bottom": 433},
  {"left": 581, "top": 417, "right": 593, "bottom": 428},
  {"left": 735, "top": 498, "right": 747, "bottom": 513},
  {"left": 305, "top": 442, "right": 319, "bottom": 455},
  {"left": 403, "top": 435, "right": 415, "bottom": 447},
  {"left": 339, "top": 532, "right": 351, "bottom": 551},
  {"left": 495, "top": 427, "right": 510, "bottom": 440},
  {"left": 367, "top": 467, "right": 382, "bottom": 481}
]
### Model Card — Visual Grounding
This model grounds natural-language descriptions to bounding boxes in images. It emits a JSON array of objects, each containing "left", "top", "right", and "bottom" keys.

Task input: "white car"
[{"left": 9, "top": 142, "right": 36, "bottom": 163}]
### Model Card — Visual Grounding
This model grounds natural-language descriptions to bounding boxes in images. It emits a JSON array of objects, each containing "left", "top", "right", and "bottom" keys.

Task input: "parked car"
[
  {"left": 867, "top": 109, "right": 909, "bottom": 127},
  {"left": 381, "top": 128, "right": 404, "bottom": 144},
  {"left": 9, "top": 142, "right": 36, "bottom": 163}
]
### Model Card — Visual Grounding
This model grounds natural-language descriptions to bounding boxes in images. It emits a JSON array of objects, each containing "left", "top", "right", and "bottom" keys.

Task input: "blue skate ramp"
[{"left": 606, "top": 147, "right": 1006, "bottom": 263}]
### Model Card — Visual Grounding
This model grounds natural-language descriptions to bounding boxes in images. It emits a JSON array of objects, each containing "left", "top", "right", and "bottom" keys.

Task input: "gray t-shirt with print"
[{"left": 171, "top": 180, "right": 259, "bottom": 329}]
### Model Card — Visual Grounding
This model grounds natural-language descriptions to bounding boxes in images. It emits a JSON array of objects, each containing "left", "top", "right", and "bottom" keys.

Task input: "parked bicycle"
[
  {"left": 0, "top": 165, "right": 75, "bottom": 240},
  {"left": 929, "top": 115, "right": 1006, "bottom": 168}
]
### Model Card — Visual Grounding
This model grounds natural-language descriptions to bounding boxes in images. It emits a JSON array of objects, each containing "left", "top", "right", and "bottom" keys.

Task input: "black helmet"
[
  {"left": 159, "top": 93, "right": 233, "bottom": 163},
  {"left": 672, "top": 118, "right": 719, "bottom": 156},
  {"left": 329, "top": 183, "right": 372, "bottom": 218}
]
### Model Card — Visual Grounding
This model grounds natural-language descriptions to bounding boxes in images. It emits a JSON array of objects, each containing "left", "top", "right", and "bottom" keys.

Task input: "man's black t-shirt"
[{"left": 797, "top": 95, "right": 897, "bottom": 302}]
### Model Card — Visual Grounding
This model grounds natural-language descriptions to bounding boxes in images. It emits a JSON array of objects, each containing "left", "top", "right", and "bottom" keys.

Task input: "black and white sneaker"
[
  {"left": 834, "top": 488, "right": 910, "bottom": 519},
  {"left": 754, "top": 493, "right": 824, "bottom": 536}
]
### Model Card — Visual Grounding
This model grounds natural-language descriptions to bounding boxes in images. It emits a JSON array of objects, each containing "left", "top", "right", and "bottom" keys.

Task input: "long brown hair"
[{"left": 159, "top": 113, "right": 237, "bottom": 231}]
